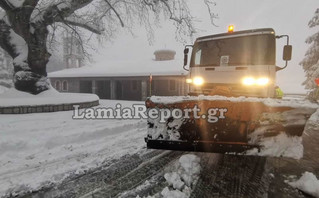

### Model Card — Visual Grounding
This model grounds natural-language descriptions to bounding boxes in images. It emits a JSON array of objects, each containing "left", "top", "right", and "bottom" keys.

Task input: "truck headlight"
[
  {"left": 186, "top": 78, "right": 193, "bottom": 84},
  {"left": 242, "top": 77, "right": 269, "bottom": 86},
  {"left": 256, "top": 78, "right": 269, "bottom": 86},
  {"left": 193, "top": 77, "right": 204, "bottom": 86},
  {"left": 242, "top": 77, "right": 255, "bottom": 86}
]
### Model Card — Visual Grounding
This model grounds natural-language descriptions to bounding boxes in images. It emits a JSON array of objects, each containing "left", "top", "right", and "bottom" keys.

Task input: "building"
[
  {"left": 47, "top": 28, "right": 84, "bottom": 72},
  {"left": 49, "top": 50, "right": 188, "bottom": 101},
  {"left": 63, "top": 30, "right": 84, "bottom": 69}
]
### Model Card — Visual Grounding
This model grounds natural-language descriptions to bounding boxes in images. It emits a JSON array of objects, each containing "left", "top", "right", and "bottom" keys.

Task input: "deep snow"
[
  {"left": 1, "top": 95, "right": 318, "bottom": 197},
  {"left": 0, "top": 100, "right": 145, "bottom": 197}
]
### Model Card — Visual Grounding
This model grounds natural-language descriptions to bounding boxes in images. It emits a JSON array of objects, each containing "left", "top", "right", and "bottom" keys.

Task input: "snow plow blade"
[
  {"left": 145, "top": 139, "right": 261, "bottom": 153},
  {"left": 145, "top": 96, "right": 318, "bottom": 156}
]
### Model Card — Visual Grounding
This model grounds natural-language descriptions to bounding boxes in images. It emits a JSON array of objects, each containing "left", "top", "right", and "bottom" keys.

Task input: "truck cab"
[{"left": 185, "top": 27, "right": 292, "bottom": 98}]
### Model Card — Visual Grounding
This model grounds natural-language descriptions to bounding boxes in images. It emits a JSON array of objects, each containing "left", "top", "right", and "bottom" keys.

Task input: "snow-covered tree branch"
[
  {"left": 0, "top": 0, "right": 216, "bottom": 94},
  {"left": 60, "top": 17, "right": 103, "bottom": 35},
  {"left": 300, "top": 8, "right": 319, "bottom": 100}
]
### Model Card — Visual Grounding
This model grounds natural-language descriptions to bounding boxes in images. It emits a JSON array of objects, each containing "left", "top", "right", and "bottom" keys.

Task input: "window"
[
  {"left": 76, "top": 43, "right": 82, "bottom": 54},
  {"left": 55, "top": 81, "right": 61, "bottom": 91},
  {"left": 194, "top": 49, "right": 201, "bottom": 65},
  {"left": 62, "top": 81, "right": 68, "bottom": 91},
  {"left": 68, "top": 58, "right": 72, "bottom": 68},
  {"left": 80, "top": 81, "right": 93, "bottom": 93},
  {"left": 192, "top": 34, "right": 275, "bottom": 67},
  {"left": 76, "top": 59, "right": 80, "bottom": 68},
  {"left": 131, "top": 80, "right": 138, "bottom": 91},
  {"left": 67, "top": 43, "right": 72, "bottom": 54},
  {"left": 169, "top": 80, "right": 176, "bottom": 91}
]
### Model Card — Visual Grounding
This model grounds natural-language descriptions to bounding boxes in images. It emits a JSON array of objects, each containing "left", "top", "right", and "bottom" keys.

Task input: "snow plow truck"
[{"left": 145, "top": 26, "right": 317, "bottom": 154}]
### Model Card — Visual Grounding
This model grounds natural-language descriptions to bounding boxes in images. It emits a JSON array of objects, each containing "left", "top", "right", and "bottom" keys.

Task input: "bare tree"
[{"left": 0, "top": 0, "right": 216, "bottom": 94}]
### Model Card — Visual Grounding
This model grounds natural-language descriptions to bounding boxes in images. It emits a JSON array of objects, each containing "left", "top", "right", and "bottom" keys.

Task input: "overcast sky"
[{"left": 92, "top": 0, "right": 318, "bottom": 94}]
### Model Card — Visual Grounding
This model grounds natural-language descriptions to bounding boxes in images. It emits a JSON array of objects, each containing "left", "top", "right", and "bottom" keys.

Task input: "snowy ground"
[
  {"left": 289, "top": 108, "right": 319, "bottom": 198},
  {"left": 0, "top": 100, "right": 145, "bottom": 197},
  {"left": 1, "top": 94, "right": 318, "bottom": 197},
  {"left": 0, "top": 86, "right": 8, "bottom": 94},
  {"left": 115, "top": 154, "right": 201, "bottom": 198},
  {"left": 266, "top": 107, "right": 319, "bottom": 198}
]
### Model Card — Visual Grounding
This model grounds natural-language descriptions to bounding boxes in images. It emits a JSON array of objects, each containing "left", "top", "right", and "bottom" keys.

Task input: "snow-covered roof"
[
  {"left": 49, "top": 59, "right": 187, "bottom": 78},
  {"left": 154, "top": 49, "right": 176, "bottom": 55}
]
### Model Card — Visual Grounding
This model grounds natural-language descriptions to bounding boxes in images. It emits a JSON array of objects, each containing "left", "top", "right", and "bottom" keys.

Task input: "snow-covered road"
[
  {"left": 0, "top": 100, "right": 146, "bottom": 197},
  {"left": 1, "top": 99, "right": 318, "bottom": 198}
]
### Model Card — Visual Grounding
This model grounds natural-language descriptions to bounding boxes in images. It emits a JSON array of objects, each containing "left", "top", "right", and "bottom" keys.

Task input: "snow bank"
[
  {"left": 305, "top": 108, "right": 319, "bottom": 132},
  {"left": 0, "top": 85, "right": 8, "bottom": 94},
  {"left": 0, "top": 87, "right": 99, "bottom": 107},
  {"left": 149, "top": 95, "right": 318, "bottom": 109},
  {"left": 0, "top": 100, "right": 145, "bottom": 197},
  {"left": 288, "top": 172, "right": 319, "bottom": 198}
]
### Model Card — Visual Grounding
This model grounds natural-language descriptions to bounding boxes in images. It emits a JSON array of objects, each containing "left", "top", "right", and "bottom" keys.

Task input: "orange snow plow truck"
[{"left": 145, "top": 27, "right": 317, "bottom": 154}]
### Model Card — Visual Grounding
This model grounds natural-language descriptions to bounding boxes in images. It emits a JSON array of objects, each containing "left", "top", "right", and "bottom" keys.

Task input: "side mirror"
[
  {"left": 283, "top": 45, "right": 292, "bottom": 61},
  {"left": 184, "top": 48, "right": 189, "bottom": 66}
]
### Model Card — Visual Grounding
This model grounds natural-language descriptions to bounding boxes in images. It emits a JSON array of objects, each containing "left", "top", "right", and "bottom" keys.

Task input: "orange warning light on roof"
[{"left": 228, "top": 25, "right": 234, "bottom": 33}]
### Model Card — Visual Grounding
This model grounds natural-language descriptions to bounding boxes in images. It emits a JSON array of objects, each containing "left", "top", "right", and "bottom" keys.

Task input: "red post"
[{"left": 149, "top": 74, "right": 152, "bottom": 96}]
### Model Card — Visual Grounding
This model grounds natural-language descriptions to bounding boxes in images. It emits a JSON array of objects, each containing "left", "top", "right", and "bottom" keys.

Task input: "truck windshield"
[{"left": 191, "top": 34, "right": 275, "bottom": 67}]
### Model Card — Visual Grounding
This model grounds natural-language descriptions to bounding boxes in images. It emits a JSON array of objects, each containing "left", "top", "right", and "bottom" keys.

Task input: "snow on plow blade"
[{"left": 145, "top": 96, "right": 318, "bottom": 157}]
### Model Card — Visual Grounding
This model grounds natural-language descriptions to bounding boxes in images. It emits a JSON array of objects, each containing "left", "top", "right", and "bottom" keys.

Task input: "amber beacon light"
[{"left": 228, "top": 25, "right": 234, "bottom": 33}]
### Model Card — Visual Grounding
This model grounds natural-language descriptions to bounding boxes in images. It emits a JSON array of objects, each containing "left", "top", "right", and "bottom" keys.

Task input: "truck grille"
[{"left": 200, "top": 83, "right": 268, "bottom": 97}]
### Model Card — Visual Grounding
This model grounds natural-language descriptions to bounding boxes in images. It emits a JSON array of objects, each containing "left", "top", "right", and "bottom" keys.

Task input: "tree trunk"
[
  {"left": 6, "top": 8, "right": 51, "bottom": 94},
  {"left": 14, "top": 27, "right": 51, "bottom": 95}
]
